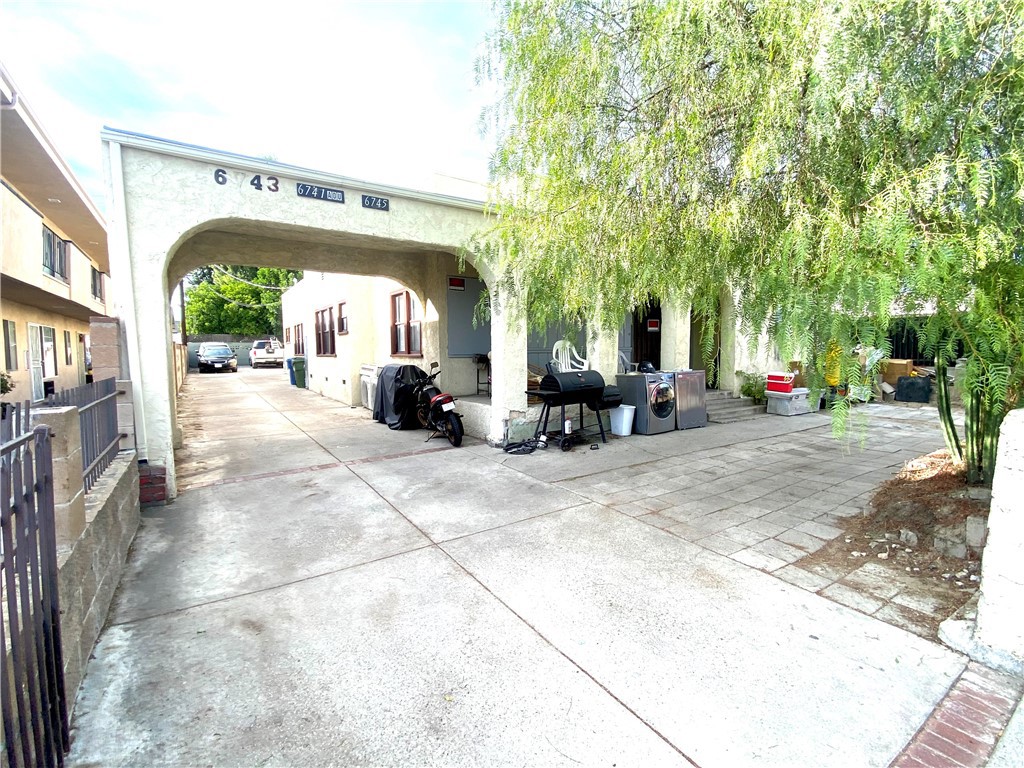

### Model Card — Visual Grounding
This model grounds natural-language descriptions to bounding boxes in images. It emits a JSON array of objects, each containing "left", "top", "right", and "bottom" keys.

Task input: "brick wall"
[{"left": 139, "top": 463, "right": 167, "bottom": 506}]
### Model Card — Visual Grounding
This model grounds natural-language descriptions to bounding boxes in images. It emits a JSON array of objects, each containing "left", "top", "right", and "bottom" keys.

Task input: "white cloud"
[{"left": 0, "top": 0, "right": 496, "bottom": 205}]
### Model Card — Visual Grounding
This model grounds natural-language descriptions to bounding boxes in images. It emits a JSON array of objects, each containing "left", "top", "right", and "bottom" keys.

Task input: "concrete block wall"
[
  {"left": 975, "top": 409, "right": 1024, "bottom": 668},
  {"left": 29, "top": 399, "right": 140, "bottom": 705},
  {"left": 30, "top": 407, "right": 86, "bottom": 551},
  {"left": 57, "top": 452, "right": 139, "bottom": 702},
  {"left": 116, "top": 378, "right": 136, "bottom": 452},
  {"left": 89, "top": 316, "right": 125, "bottom": 382}
]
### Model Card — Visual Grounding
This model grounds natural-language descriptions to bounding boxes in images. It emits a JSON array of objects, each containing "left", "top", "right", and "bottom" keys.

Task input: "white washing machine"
[{"left": 615, "top": 373, "right": 677, "bottom": 434}]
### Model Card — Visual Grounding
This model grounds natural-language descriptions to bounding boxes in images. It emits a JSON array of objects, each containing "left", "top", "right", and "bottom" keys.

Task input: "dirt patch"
[
  {"left": 868, "top": 450, "right": 988, "bottom": 536},
  {"left": 796, "top": 450, "right": 987, "bottom": 638}
]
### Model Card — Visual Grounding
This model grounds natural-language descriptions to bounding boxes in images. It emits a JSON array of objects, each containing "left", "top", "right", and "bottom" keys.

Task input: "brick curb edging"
[{"left": 891, "top": 661, "right": 1023, "bottom": 768}]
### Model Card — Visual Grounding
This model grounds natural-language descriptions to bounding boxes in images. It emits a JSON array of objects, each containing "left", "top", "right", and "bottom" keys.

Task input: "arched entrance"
[{"left": 103, "top": 129, "right": 527, "bottom": 497}]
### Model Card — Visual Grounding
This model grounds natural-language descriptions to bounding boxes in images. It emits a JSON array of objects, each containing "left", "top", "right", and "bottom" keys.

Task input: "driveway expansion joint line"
[
  {"left": 436, "top": 544, "right": 702, "bottom": 768},
  {"left": 178, "top": 444, "right": 456, "bottom": 492},
  {"left": 107, "top": 541, "right": 438, "bottom": 629},
  {"left": 431, "top": 501, "right": 593, "bottom": 547}
]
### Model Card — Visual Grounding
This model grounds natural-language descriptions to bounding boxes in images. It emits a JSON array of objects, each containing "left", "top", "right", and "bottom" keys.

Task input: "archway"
[{"left": 103, "top": 129, "right": 526, "bottom": 497}]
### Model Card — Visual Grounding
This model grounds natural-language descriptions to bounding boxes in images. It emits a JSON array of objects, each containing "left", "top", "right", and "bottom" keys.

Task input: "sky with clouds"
[{"left": 1, "top": 1, "right": 497, "bottom": 210}]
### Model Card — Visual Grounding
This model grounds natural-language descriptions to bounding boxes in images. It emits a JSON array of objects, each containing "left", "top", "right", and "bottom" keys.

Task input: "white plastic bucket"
[{"left": 610, "top": 405, "right": 636, "bottom": 436}]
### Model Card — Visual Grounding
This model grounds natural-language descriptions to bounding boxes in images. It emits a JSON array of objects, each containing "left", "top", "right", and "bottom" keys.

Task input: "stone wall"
[
  {"left": 30, "top": 401, "right": 140, "bottom": 703},
  {"left": 57, "top": 453, "right": 139, "bottom": 701}
]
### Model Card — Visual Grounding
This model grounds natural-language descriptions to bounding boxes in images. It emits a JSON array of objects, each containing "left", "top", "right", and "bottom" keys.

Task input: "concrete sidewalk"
[{"left": 66, "top": 369, "right": 1021, "bottom": 766}]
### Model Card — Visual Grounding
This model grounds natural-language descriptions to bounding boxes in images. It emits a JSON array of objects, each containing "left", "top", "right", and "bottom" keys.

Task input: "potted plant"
[{"left": 0, "top": 371, "right": 14, "bottom": 418}]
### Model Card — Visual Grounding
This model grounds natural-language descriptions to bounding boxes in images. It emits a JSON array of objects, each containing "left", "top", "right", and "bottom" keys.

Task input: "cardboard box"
[
  {"left": 789, "top": 362, "right": 806, "bottom": 389},
  {"left": 882, "top": 359, "right": 914, "bottom": 387}
]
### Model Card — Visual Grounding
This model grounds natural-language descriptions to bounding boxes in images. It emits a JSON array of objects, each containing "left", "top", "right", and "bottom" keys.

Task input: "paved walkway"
[{"left": 66, "top": 368, "right": 1023, "bottom": 766}]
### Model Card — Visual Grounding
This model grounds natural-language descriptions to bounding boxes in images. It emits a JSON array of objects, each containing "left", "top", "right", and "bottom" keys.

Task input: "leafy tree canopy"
[
  {"left": 482, "top": 0, "right": 1024, "bottom": 482},
  {"left": 184, "top": 266, "right": 302, "bottom": 338}
]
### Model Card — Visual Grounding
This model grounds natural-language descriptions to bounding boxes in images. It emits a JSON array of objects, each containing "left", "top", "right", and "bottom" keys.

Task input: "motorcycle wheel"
[
  {"left": 443, "top": 412, "right": 464, "bottom": 447},
  {"left": 416, "top": 406, "right": 430, "bottom": 429}
]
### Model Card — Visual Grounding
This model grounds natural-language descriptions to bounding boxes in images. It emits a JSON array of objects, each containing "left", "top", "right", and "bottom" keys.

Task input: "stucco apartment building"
[{"left": 1, "top": 64, "right": 110, "bottom": 402}]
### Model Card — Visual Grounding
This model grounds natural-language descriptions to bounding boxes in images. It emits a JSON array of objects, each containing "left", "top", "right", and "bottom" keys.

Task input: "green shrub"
[{"left": 737, "top": 371, "right": 766, "bottom": 404}]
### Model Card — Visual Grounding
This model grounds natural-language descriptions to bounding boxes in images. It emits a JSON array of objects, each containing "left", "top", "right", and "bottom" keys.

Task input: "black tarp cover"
[{"left": 373, "top": 364, "right": 427, "bottom": 429}]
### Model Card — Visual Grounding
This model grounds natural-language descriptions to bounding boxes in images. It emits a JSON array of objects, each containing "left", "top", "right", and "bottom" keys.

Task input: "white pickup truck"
[{"left": 248, "top": 339, "right": 285, "bottom": 368}]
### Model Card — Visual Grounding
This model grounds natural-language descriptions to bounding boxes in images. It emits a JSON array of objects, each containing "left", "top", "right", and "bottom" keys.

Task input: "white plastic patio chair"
[{"left": 552, "top": 339, "right": 589, "bottom": 371}]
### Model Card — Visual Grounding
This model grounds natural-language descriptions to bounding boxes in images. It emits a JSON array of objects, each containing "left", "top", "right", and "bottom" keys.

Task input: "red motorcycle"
[{"left": 412, "top": 362, "right": 464, "bottom": 447}]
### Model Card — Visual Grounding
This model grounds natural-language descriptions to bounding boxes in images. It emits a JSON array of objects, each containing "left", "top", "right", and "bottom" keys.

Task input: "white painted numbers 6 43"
[{"left": 213, "top": 168, "right": 279, "bottom": 192}]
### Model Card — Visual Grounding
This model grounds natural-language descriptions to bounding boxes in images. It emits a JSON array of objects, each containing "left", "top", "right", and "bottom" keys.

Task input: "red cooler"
[{"left": 766, "top": 372, "right": 795, "bottom": 393}]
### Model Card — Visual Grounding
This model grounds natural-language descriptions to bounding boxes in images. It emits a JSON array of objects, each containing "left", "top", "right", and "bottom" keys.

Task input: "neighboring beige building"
[
  {"left": 1, "top": 64, "right": 110, "bottom": 402},
  {"left": 281, "top": 270, "right": 489, "bottom": 409}
]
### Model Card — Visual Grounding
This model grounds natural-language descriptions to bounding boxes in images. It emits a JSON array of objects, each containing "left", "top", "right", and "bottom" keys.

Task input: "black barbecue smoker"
[{"left": 530, "top": 370, "right": 622, "bottom": 451}]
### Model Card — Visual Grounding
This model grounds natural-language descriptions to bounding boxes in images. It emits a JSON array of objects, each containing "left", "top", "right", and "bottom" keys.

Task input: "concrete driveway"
[{"left": 67, "top": 367, "right": 970, "bottom": 767}]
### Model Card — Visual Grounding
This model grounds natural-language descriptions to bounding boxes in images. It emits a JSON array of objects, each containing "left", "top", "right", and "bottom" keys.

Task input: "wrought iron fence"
[
  {"left": 0, "top": 417, "right": 69, "bottom": 766},
  {"left": 45, "top": 378, "right": 122, "bottom": 494}
]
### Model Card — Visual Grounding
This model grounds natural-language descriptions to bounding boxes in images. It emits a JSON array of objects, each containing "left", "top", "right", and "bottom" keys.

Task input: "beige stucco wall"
[
  {"left": 1, "top": 184, "right": 108, "bottom": 310},
  {"left": 0, "top": 297, "right": 92, "bottom": 398},
  {"left": 282, "top": 265, "right": 485, "bottom": 411},
  {"left": 2, "top": 182, "right": 43, "bottom": 277}
]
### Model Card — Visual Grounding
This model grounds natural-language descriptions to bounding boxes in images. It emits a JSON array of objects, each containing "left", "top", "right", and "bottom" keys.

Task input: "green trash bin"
[{"left": 292, "top": 355, "right": 306, "bottom": 388}]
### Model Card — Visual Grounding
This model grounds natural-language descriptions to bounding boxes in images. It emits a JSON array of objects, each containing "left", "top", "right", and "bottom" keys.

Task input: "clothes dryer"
[
  {"left": 615, "top": 373, "right": 677, "bottom": 434},
  {"left": 674, "top": 369, "right": 708, "bottom": 429}
]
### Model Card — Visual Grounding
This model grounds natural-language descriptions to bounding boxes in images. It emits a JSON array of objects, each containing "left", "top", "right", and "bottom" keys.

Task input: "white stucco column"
[
  {"left": 105, "top": 143, "right": 152, "bottom": 462},
  {"left": 939, "top": 409, "right": 1024, "bottom": 675},
  {"left": 106, "top": 141, "right": 179, "bottom": 495},
  {"left": 975, "top": 410, "right": 1024, "bottom": 672},
  {"left": 718, "top": 288, "right": 739, "bottom": 393},
  {"left": 660, "top": 297, "right": 692, "bottom": 371},
  {"left": 587, "top": 322, "right": 618, "bottom": 382},
  {"left": 487, "top": 297, "right": 528, "bottom": 444}
]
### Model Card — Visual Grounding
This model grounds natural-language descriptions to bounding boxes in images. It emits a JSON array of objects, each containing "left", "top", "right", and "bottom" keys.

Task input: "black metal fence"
[
  {"left": 45, "top": 378, "right": 122, "bottom": 494},
  {"left": 0, "top": 411, "right": 69, "bottom": 766}
]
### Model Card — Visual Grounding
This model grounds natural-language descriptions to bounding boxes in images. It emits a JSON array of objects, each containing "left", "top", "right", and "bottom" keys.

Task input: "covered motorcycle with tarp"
[{"left": 373, "top": 364, "right": 426, "bottom": 430}]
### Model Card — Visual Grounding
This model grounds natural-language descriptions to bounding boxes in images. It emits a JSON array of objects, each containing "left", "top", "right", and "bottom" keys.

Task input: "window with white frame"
[{"left": 3, "top": 320, "right": 16, "bottom": 371}]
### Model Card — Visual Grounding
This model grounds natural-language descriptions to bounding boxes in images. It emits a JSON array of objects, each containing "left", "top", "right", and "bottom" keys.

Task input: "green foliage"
[
  {"left": 185, "top": 266, "right": 302, "bottom": 337},
  {"left": 737, "top": 371, "right": 767, "bottom": 405},
  {"left": 0, "top": 370, "right": 13, "bottom": 396},
  {"left": 483, "top": 0, "right": 1024, "bottom": 483}
]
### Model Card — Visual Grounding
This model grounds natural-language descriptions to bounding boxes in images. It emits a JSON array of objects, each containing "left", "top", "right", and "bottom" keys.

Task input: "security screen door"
[{"left": 27, "top": 322, "right": 45, "bottom": 401}]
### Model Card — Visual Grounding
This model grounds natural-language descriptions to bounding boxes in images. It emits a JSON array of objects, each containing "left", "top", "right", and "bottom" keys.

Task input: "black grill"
[
  {"left": 528, "top": 370, "right": 621, "bottom": 450},
  {"left": 537, "top": 370, "right": 606, "bottom": 406}
]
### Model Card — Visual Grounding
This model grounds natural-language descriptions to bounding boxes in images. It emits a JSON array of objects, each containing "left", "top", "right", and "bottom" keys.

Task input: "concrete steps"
[{"left": 705, "top": 390, "right": 768, "bottom": 423}]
